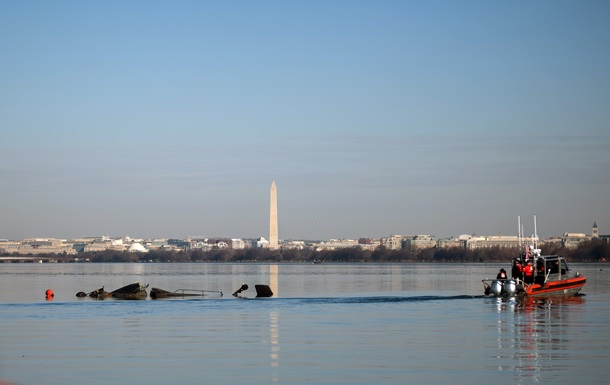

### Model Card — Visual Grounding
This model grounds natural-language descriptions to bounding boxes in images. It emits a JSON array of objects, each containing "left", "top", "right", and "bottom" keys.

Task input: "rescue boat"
[{"left": 482, "top": 254, "right": 586, "bottom": 298}]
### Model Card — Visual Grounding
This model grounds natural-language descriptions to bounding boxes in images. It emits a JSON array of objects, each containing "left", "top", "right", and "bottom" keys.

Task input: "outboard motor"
[
  {"left": 232, "top": 284, "right": 249, "bottom": 297},
  {"left": 490, "top": 280, "right": 503, "bottom": 296},
  {"left": 503, "top": 280, "right": 517, "bottom": 295}
]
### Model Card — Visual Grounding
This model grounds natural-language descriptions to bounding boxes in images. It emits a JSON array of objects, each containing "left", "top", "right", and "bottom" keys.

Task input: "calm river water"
[{"left": 1, "top": 263, "right": 608, "bottom": 385}]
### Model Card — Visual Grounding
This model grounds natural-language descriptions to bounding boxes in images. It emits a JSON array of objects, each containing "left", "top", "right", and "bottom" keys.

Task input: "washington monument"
[{"left": 269, "top": 181, "right": 279, "bottom": 249}]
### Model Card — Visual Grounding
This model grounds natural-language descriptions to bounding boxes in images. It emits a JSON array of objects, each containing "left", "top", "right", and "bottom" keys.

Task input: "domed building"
[{"left": 127, "top": 242, "right": 148, "bottom": 253}]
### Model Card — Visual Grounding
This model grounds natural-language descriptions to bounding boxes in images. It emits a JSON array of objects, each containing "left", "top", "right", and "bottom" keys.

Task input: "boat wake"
[{"left": 270, "top": 295, "right": 484, "bottom": 305}]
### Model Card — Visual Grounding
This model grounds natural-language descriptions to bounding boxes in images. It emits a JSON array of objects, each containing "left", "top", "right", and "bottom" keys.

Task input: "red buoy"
[{"left": 45, "top": 289, "right": 54, "bottom": 298}]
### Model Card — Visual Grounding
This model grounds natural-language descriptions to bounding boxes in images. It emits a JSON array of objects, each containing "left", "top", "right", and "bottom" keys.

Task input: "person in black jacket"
[
  {"left": 496, "top": 268, "right": 508, "bottom": 279},
  {"left": 511, "top": 259, "right": 523, "bottom": 280}
]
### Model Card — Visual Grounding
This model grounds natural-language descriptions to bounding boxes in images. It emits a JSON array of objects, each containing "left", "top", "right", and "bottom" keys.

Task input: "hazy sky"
[{"left": 1, "top": 1, "right": 609, "bottom": 241}]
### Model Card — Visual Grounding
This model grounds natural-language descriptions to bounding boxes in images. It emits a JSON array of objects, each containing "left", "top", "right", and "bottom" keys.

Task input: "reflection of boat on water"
[
  {"left": 488, "top": 291, "right": 586, "bottom": 383},
  {"left": 517, "top": 294, "right": 586, "bottom": 308},
  {"left": 483, "top": 254, "right": 586, "bottom": 298},
  {"left": 490, "top": 292, "right": 586, "bottom": 308}
]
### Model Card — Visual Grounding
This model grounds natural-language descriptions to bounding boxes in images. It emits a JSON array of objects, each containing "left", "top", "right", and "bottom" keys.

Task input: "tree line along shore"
[{"left": 3, "top": 238, "right": 607, "bottom": 263}]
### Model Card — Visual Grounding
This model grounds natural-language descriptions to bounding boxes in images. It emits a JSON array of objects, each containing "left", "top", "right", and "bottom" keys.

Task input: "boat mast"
[
  {"left": 534, "top": 215, "right": 538, "bottom": 249},
  {"left": 518, "top": 216, "right": 521, "bottom": 247}
]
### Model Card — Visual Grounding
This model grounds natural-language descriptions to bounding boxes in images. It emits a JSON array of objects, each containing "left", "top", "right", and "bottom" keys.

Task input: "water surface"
[{"left": 1, "top": 263, "right": 608, "bottom": 384}]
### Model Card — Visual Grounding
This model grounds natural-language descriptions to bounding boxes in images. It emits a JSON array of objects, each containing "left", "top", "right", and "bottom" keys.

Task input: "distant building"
[
  {"left": 231, "top": 239, "right": 246, "bottom": 249},
  {"left": 561, "top": 223, "right": 602, "bottom": 248},
  {"left": 313, "top": 239, "right": 359, "bottom": 251},
  {"left": 168, "top": 239, "right": 191, "bottom": 250},
  {"left": 215, "top": 240, "right": 229, "bottom": 249},
  {"left": 404, "top": 235, "right": 436, "bottom": 250},
  {"left": 1, "top": 238, "right": 77, "bottom": 255},
  {"left": 280, "top": 240, "right": 306, "bottom": 250},
  {"left": 0, "top": 240, "right": 29, "bottom": 254},
  {"left": 380, "top": 235, "right": 406, "bottom": 250},
  {"left": 191, "top": 242, "right": 211, "bottom": 251},
  {"left": 466, "top": 235, "right": 534, "bottom": 250},
  {"left": 380, "top": 235, "right": 436, "bottom": 250},
  {"left": 256, "top": 237, "right": 270, "bottom": 248},
  {"left": 541, "top": 236, "right": 563, "bottom": 247},
  {"left": 562, "top": 233, "right": 590, "bottom": 249},
  {"left": 127, "top": 242, "right": 148, "bottom": 253},
  {"left": 590, "top": 222, "right": 610, "bottom": 243},
  {"left": 147, "top": 239, "right": 169, "bottom": 250},
  {"left": 358, "top": 238, "right": 380, "bottom": 251},
  {"left": 437, "top": 237, "right": 467, "bottom": 249}
]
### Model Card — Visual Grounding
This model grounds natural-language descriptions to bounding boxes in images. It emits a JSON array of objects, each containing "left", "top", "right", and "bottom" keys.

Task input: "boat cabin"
[{"left": 533, "top": 255, "right": 572, "bottom": 284}]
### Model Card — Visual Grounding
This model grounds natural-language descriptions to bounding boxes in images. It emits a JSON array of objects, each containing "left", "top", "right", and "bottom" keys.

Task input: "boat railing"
[{"left": 481, "top": 278, "right": 524, "bottom": 285}]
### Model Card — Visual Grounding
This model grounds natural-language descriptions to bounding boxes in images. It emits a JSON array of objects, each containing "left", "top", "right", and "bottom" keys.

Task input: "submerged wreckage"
[
  {"left": 232, "top": 284, "right": 274, "bottom": 298},
  {"left": 75, "top": 282, "right": 273, "bottom": 300},
  {"left": 76, "top": 283, "right": 224, "bottom": 300},
  {"left": 149, "top": 287, "right": 223, "bottom": 299},
  {"left": 76, "top": 283, "right": 149, "bottom": 300}
]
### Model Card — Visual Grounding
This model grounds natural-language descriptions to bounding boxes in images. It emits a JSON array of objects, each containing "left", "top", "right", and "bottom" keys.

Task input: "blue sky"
[{"left": 1, "top": 1, "right": 609, "bottom": 241}]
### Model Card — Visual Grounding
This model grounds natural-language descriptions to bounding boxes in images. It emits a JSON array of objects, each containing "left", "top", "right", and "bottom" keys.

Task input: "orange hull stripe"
[{"left": 526, "top": 277, "right": 586, "bottom": 295}]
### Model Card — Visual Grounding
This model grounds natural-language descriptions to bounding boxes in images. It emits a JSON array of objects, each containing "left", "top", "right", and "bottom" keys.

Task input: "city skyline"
[
  {"left": 1, "top": 2, "right": 609, "bottom": 241},
  {"left": 0, "top": 218, "right": 602, "bottom": 243}
]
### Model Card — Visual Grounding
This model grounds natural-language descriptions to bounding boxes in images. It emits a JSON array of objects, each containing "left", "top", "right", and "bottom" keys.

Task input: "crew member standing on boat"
[
  {"left": 512, "top": 259, "right": 523, "bottom": 280},
  {"left": 496, "top": 268, "right": 507, "bottom": 279},
  {"left": 523, "top": 260, "right": 534, "bottom": 284}
]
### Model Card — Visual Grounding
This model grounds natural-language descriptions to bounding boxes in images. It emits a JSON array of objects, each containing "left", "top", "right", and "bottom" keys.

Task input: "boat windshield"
[
  {"left": 560, "top": 258, "right": 569, "bottom": 275},
  {"left": 538, "top": 255, "right": 569, "bottom": 278}
]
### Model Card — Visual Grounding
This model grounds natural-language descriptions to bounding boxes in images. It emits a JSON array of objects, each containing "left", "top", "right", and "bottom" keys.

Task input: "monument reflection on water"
[{"left": 269, "top": 264, "right": 280, "bottom": 376}]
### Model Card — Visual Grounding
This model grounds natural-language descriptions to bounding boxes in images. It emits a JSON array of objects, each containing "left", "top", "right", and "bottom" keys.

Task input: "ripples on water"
[{"left": 0, "top": 263, "right": 608, "bottom": 385}]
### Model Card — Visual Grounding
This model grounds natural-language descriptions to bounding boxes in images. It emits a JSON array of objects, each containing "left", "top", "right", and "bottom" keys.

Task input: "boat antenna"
[
  {"left": 518, "top": 216, "right": 521, "bottom": 247},
  {"left": 534, "top": 215, "right": 538, "bottom": 249}
]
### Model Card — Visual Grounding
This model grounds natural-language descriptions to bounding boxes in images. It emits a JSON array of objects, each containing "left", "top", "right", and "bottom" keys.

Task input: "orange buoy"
[{"left": 45, "top": 289, "right": 54, "bottom": 298}]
